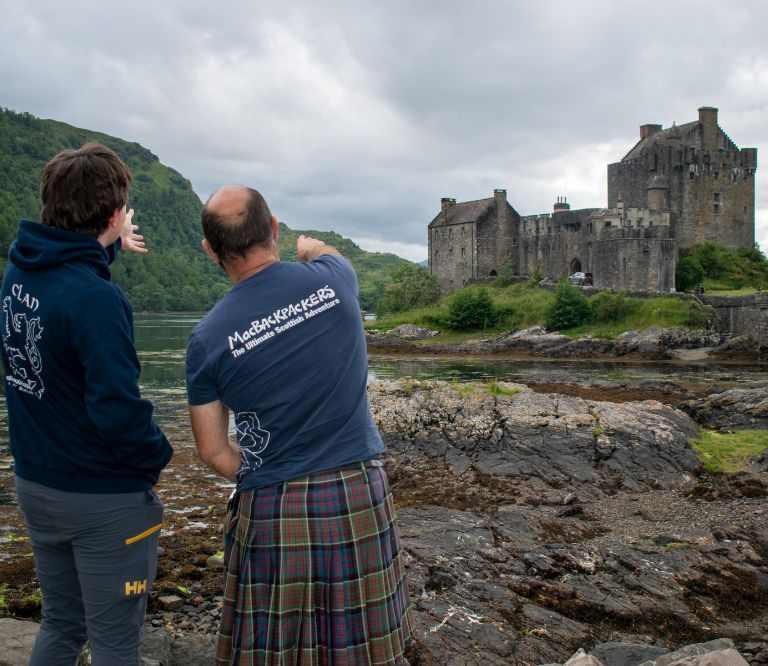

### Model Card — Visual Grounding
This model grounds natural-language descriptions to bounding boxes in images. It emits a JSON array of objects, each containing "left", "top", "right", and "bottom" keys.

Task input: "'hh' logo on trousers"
[{"left": 124, "top": 579, "right": 147, "bottom": 596}]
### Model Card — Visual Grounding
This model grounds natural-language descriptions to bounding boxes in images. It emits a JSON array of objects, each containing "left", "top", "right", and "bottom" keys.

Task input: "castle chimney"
[
  {"left": 640, "top": 124, "right": 662, "bottom": 140},
  {"left": 698, "top": 106, "right": 719, "bottom": 152},
  {"left": 441, "top": 197, "right": 455, "bottom": 223},
  {"left": 553, "top": 196, "right": 570, "bottom": 213},
  {"left": 494, "top": 189, "right": 507, "bottom": 228}
]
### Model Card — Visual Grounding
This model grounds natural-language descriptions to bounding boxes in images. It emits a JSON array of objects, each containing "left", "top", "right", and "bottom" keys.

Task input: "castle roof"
[
  {"left": 428, "top": 197, "right": 517, "bottom": 227},
  {"left": 621, "top": 120, "right": 699, "bottom": 161}
]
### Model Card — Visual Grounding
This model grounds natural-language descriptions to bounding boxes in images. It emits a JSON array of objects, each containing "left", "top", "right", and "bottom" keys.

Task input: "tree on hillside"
[
  {"left": 377, "top": 264, "right": 439, "bottom": 315},
  {"left": 677, "top": 242, "right": 768, "bottom": 292}
]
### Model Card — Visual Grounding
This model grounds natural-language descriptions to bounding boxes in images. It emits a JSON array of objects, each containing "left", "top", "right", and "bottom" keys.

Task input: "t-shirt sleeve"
[
  {"left": 311, "top": 254, "right": 359, "bottom": 296},
  {"left": 186, "top": 331, "right": 221, "bottom": 406}
]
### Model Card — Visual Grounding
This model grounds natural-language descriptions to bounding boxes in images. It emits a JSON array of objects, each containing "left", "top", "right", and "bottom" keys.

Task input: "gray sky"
[{"left": 2, "top": 0, "right": 767, "bottom": 261}]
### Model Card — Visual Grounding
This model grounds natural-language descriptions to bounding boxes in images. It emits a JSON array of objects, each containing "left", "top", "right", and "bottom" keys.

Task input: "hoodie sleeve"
[{"left": 71, "top": 285, "right": 172, "bottom": 477}]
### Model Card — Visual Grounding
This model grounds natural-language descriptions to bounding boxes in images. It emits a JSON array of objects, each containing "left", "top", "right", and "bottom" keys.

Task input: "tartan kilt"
[{"left": 216, "top": 462, "right": 413, "bottom": 665}]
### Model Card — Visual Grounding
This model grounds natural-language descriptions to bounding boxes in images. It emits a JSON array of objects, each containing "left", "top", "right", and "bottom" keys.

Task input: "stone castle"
[{"left": 428, "top": 107, "right": 757, "bottom": 293}]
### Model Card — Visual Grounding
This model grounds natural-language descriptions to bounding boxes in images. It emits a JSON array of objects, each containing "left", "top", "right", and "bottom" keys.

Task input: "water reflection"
[
  {"left": 132, "top": 315, "right": 768, "bottom": 388},
  {"left": 367, "top": 356, "right": 768, "bottom": 386}
]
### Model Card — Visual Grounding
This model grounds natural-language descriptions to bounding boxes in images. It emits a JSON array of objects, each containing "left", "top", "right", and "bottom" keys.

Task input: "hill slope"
[{"left": 0, "top": 108, "right": 409, "bottom": 310}]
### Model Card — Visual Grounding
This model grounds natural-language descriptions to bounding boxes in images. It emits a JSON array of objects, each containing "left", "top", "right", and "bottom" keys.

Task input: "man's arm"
[
  {"left": 189, "top": 401, "right": 240, "bottom": 482},
  {"left": 77, "top": 294, "right": 172, "bottom": 475},
  {"left": 297, "top": 235, "right": 341, "bottom": 262}
]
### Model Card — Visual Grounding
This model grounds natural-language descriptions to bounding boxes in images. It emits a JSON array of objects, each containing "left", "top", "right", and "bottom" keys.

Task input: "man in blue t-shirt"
[{"left": 186, "top": 186, "right": 411, "bottom": 664}]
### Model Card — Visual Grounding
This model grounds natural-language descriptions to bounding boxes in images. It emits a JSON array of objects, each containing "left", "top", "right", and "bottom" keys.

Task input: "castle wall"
[
  {"left": 703, "top": 292, "right": 768, "bottom": 342},
  {"left": 678, "top": 158, "right": 755, "bottom": 249},
  {"left": 591, "top": 227, "right": 677, "bottom": 291},
  {"left": 429, "top": 221, "right": 477, "bottom": 294}
]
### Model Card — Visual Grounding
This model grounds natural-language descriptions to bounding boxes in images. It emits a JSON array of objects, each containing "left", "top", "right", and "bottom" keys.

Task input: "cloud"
[{"left": 2, "top": 0, "right": 768, "bottom": 256}]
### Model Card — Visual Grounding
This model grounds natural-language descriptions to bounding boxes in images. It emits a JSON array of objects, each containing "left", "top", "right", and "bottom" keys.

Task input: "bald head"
[{"left": 202, "top": 186, "right": 274, "bottom": 263}]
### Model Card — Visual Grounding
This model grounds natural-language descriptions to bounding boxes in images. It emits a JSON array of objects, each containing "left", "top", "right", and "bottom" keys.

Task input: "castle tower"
[
  {"left": 647, "top": 174, "right": 669, "bottom": 211},
  {"left": 607, "top": 106, "right": 756, "bottom": 250}
]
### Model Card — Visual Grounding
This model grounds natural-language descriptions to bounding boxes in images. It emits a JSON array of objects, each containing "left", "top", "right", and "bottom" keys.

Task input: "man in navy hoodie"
[{"left": 1, "top": 142, "right": 173, "bottom": 665}]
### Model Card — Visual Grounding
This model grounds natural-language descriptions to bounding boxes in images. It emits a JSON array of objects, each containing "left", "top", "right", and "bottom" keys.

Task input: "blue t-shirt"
[{"left": 185, "top": 254, "right": 384, "bottom": 490}]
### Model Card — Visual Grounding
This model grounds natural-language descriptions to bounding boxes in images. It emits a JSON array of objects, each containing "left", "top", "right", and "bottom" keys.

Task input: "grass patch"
[
  {"left": 703, "top": 287, "right": 759, "bottom": 296},
  {"left": 484, "top": 382, "right": 520, "bottom": 397},
  {"left": 450, "top": 382, "right": 478, "bottom": 397},
  {"left": 690, "top": 430, "right": 768, "bottom": 473},
  {"left": 368, "top": 284, "right": 706, "bottom": 338}
]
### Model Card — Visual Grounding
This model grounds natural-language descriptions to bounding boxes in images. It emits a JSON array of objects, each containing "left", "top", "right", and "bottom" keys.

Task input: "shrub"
[
  {"left": 494, "top": 263, "right": 516, "bottom": 287},
  {"left": 676, "top": 256, "right": 705, "bottom": 292},
  {"left": 545, "top": 282, "right": 591, "bottom": 331},
  {"left": 590, "top": 290, "right": 629, "bottom": 323},
  {"left": 445, "top": 287, "right": 496, "bottom": 330}
]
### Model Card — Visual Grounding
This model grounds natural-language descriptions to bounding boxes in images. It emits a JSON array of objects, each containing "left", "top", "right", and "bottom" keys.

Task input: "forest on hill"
[{"left": 0, "top": 108, "right": 408, "bottom": 311}]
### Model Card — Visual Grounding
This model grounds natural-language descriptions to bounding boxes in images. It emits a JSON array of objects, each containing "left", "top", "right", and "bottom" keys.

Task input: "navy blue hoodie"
[{"left": 1, "top": 220, "right": 172, "bottom": 492}]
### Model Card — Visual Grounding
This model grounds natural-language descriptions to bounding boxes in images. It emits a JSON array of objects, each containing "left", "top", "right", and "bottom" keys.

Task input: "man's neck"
[{"left": 227, "top": 251, "right": 279, "bottom": 285}]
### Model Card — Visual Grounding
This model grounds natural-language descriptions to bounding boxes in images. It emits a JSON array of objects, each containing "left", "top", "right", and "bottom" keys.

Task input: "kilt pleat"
[{"left": 216, "top": 463, "right": 413, "bottom": 665}]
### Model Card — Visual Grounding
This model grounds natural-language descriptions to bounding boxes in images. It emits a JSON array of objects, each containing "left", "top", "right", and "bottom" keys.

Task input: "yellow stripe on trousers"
[{"left": 124, "top": 522, "right": 164, "bottom": 545}]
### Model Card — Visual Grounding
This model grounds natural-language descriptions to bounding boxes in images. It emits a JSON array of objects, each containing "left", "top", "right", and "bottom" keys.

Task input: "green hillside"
[{"left": 0, "top": 108, "right": 409, "bottom": 310}]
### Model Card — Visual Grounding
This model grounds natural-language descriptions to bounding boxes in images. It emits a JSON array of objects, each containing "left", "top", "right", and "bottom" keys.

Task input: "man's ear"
[
  {"left": 107, "top": 208, "right": 122, "bottom": 231},
  {"left": 202, "top": 238, "right": 219, "bottom": 264},
  {"left": 271, "top": 216, "right": 279, "bottom": 242}
]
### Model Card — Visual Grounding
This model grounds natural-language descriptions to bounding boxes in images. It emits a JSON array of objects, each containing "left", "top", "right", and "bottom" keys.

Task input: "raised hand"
[{"left": 120, "top": 208, "right": 149, "bottom": 254}]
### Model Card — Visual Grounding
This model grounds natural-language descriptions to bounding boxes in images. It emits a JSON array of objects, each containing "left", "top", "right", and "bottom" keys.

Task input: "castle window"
[
  {"left": 713, "top": 203, "right": 720, "bottom": 215},
  {"left": 449, "top": 248, "right": 453, "bottom": 259},
  {"left": 461, "top": 247, "right": 466, "bottom": 258},
  {"left": 714, "top": 172, "right": 719, "bottom": 179},
  {"left": 435, "top": 250, "right": 439, "bottom": 259},
  {"left": 448, "top": 229, "right": 453, "bottom": 239}
]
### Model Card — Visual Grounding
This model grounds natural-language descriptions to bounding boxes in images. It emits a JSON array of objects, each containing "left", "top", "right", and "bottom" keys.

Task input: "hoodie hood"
[{"left": 9, "top": 220, "right": 114, "bottom": 279}]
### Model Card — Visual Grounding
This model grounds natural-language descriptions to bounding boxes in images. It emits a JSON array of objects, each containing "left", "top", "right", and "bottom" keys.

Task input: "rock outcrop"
[
  {"left": 2, "top": 381, "right": 766, "bottom": 665},
  {"left": 365, "top": 381, "right": 768, "bottom": 665},
  {"left": 680, "top": 386, "right": 768, "bottom": 431}
]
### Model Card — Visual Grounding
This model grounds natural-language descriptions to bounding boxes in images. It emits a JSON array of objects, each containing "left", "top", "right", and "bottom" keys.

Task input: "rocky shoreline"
[
  {"left": 0, "top": 377, "right": 767, "bottom": 664},
  {"left": 366, "top": 325, "right": 767, "bottom": 363}
]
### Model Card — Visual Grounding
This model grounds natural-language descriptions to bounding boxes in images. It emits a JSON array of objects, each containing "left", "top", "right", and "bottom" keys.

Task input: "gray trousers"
[{"left": 15, "top": 476, "right": 164, "bottom": 666}]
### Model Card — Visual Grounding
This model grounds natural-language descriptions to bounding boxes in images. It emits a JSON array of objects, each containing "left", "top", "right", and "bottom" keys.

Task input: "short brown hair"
[
  {"left": 201, "top": 188, "right": 273, "bottom": 263},
  {"left": 40, "top": 142, "right": 131, "bottom": 237}
]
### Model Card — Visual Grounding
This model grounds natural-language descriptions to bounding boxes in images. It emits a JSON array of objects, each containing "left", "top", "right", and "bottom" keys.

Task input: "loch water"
[{"left": 2, "top": 312, "right": 768, "bottom": 482}]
